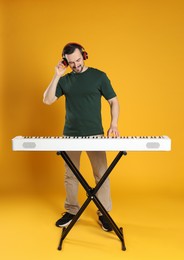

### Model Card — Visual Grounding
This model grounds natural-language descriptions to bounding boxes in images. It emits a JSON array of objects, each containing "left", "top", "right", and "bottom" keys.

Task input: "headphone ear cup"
[
  {"left": 82, "top": 51, "right": 88, "bottom": 60},
  {"left": 62, "top": 58, "right": 68, "bottom": 67}
]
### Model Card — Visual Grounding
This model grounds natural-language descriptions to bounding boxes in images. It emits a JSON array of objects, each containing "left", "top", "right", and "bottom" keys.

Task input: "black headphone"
[{"left": 61, "top": 42, "right": 88, "bottom": 67}]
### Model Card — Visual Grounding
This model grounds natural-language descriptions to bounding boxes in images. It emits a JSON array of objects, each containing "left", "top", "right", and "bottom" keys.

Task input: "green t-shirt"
[{"left": 55, "top": 67, "right": 116, "bottom": 136}]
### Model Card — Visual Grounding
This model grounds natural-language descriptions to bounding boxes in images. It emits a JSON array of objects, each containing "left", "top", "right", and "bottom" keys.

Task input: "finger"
[
  {"left": 107, "top": 129, "right": 112, "bottom": 137},
  {"left": 108, "top": 129, "right": 115, "bottom": 137},
  {"left": 112, "top": 130, "right": 119, "bottom": 138}
]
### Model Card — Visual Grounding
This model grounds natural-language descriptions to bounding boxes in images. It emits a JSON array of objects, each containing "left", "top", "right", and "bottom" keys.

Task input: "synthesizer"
[{"left": 12, "top": 136, "right": 171, "bottom": 151}]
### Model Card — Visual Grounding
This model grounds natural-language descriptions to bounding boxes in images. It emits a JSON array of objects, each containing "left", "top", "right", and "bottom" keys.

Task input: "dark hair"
[{"left": 62, "top": 43, "right": 84, "bottom": 57}]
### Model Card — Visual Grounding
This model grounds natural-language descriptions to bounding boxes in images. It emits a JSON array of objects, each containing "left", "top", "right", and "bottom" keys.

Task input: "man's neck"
[{"left": 81, "top": 66, "right": 88, "bottom": 72}]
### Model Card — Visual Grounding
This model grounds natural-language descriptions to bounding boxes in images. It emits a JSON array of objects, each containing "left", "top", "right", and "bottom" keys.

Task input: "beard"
[{"left": 72, "top": 64, "right": 84, "bottom": 73}]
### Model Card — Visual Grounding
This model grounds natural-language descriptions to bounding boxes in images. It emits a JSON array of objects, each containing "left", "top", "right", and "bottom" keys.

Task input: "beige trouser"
[{"left": 64, "top": 150, "right": 112, "bottom": 215}]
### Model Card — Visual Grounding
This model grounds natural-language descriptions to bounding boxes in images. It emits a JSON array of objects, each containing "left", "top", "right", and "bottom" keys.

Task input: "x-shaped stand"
[{"left": 56, "top": 150, "right": 127, "bottom": 251}]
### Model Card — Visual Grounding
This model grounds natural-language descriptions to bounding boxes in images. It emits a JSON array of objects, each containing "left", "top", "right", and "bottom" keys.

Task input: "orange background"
[
  {"left": 0, "top": 0, "right": 184, "bottom": 259},
  {"left": 1, "top": 0, "right": 183, "bottom": 195}
]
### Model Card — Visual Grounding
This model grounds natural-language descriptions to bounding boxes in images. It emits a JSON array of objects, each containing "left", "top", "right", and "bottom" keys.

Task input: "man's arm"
[
  {"left": 107, "top": 96, "right": 120, "bottom": 137},
  {"left": 43, "top": 61, "right": 66, "bottom": 105}
]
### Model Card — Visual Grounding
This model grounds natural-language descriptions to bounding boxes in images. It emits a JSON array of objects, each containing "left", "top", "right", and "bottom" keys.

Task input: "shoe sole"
[
  {"left": 56, "top": 218, "right": 80, "bottom": 228},
  {"left": 56, "top": 219, "right": 73, "bottom": 228}
]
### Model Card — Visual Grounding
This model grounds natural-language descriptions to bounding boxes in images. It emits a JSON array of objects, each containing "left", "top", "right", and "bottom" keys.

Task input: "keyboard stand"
[{"left": 56, "top": 150, "right": 127, "bottom": 251}]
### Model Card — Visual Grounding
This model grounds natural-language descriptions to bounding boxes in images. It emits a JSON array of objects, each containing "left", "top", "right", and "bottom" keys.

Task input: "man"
[{"left": 43, "top": 43, "right": 120, "bottom": 232}]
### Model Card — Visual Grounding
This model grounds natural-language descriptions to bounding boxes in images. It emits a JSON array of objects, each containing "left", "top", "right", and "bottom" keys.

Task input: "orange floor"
[{"left": 1, "top": 191, "right": 184, "bottom": 260}]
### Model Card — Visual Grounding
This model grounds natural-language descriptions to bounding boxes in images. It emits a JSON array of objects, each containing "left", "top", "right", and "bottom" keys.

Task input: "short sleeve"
[
  {"left": 55, "top": 78, "right": 64, "bottom": 98},
  {"left": 100, "top": 73, "right": 116, "bottom": 100}
]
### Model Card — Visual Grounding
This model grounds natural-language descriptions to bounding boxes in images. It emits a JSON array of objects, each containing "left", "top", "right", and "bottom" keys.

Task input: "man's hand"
[
  {"left": 107, "top": 126, "right": 120, "bottom": 137},
  {"left": 55, "top": 61, "right": 67, "bottom": 77}
]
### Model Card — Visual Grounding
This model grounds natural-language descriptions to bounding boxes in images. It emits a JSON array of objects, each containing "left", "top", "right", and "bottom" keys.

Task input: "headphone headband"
[
  {"left": 62, "top": 42, "right": 88, "bottom": 67},
  {"left": 62, "top": 42, "right": 85, "bottom": 57}
]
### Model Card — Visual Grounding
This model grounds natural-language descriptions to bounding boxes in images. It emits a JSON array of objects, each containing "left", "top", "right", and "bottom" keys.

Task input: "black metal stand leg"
[
  {"left": 58, "top": 196, "right": 91, "bottom": 250},
  {"left": 56, "top": 150, "right": 127, "bottom": 251},
  {"left": 93, "top": 195, "right": 126, "bottom": 251},
  {"left": 58, "top": 227, "right": 66, "bottom": 250}
]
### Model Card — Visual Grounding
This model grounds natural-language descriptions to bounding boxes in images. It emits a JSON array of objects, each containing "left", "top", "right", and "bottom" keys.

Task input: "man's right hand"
[{"left": 55, "top": 61, "right": 67, "bottom": 77}]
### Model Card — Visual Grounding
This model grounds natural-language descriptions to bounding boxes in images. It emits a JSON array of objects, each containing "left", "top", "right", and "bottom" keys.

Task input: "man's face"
[{"left": 65, "top": 48, "right": 84, "bottom": 73}]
